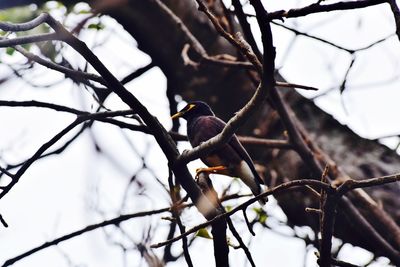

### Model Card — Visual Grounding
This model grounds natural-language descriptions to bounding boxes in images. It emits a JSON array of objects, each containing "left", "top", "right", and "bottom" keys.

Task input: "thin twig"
[
  {"left": 276, "top": 81, "right": 318, "bottom": 91},
  {"left": 237, "top": 136, "right": 291, "bottom": 149},
  {"left": 13, "top": 45, "right": 106, "bottom": 85},
  {"left": 242, "top": 208, "right": 255, "bottom": 236},
  {"left": 0, "top": 13, "right": 50, "bottom": 31},
  {"left": 167, "top": 169, "right": 193, "bottom": 267},
  {"left": 0, "top": 32, "right": 59, "bottom": 47},
  {"left": 226, "top": 216, "right": 256, "bottom": 267},
  {"left": 267, "top": 0, "right": 386, "bottom": 20},
  {"left": 272, "top": 21, "right": 393, "bottom": 54},
  {"left": 232, "top": 0, "right": 263, "bottom": 60},
  {"left": 330, "top": 257, "right": 361, "bottom": 267},
  {"left": 305, "top": 208, "right": 322, "bottom": 215},
  {"left": 0, "top": 100, "right": 86, "bottom": 114},
  {"left": 198, "top": 173, "right": 256, "bottom": 267},
  {"left": 337, "top": 172, "right": 400, "bottom": 194},
  {"left": 195, "top": 0, "right": 262, "bottom": 72},
  {"left": 0, "top": 213, "right": 8, "bottom": 228},
  {"left": 0, "top": 165, "right": 15, "bottom": 179},
  {"left": 182, "top": 43, "right": 256, "bottom": 69}
]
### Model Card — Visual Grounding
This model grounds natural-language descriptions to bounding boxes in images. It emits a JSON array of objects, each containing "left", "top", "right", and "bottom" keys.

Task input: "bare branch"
[
  {"left": 2, "top": 207, "right": 171, "bottom": 267},
  {"left": 13, "top": 45, "right": 106, "bottom": 85},
  {"left": 330, "top": 257, "right": 361, "bottom": 267},
  {"left": 182, "top": 43, "right": 257, "bottom": 70},
  {"left": 276, "top": 81, "right": 319, "bottom": 91},
  {"left": 232, "top": 0, "right": 263, "bottom": 60},
  {"left": 267, "top": 0, "right": 386, "bottom": 20},
  {"left": 0, "top": 165, "right": 15, "bottom": 179},
  {"left": 319, "top": 193, "right": 338, "bottom": 267},
  {"left": 0, "top": 13, "right": 49, "bottom": 31},
  {"left": 167, "top": 169, "right": 193, "bottom": 267},
  {"left": 194, "top": 0, "right": 262, "bottom": 72},
  {"left": 120, "top": 62, "right": 156, "bottom": 85},
  {"left": 337, "top": 172, "right": 400, "bottom": 194},
  {"left": 0, "top": 110, "right": 135, "bottom": 199},
  {"left": 0, "top": 100, "right": 86, "bottom": 114},
  {"left": 0, "top": 32, "right": 59, "bottom": 47},
  {"left": 272, "top": 21, "right": 394, "bottom": 54},
  {"left": 0, "top": 213, "right": 8, "bottom": 228}
]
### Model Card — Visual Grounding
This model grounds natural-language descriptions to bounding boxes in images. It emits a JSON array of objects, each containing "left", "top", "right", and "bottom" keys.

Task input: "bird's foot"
[{"left": 195, "top": 166, "right": 227, "bottom": 177}]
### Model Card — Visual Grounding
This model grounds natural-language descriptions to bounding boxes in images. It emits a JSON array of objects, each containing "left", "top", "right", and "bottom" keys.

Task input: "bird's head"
[{"left": 171, "top": 101, "right": 214, "bottom": 120}]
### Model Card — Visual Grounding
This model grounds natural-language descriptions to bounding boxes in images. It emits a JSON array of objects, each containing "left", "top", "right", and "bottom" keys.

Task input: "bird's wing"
[
  {"left": 189, "top": 116, "right": 225, "bottom": 145},
  {"left": 194, "top": 117, "right": 264, "bottom": 185},
  {"left": 191, "top": 116, "right": 242, "bottom": 165},
  {"left": 228, "top": 135, "right": 265, "bottom": 185}
]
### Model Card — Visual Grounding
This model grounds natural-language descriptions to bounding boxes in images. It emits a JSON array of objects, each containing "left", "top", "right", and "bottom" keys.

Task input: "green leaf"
[
  {"left": 0, "top": 7, "right": 35, "bottom": 24},
  {"left": 227, "top": 237, "right": 238, "bottom": 248},
  {"left": 195, "top": 228, "right": 212, "bottom": 239},
  {"left": 6, "top": 47, "right": 15, "bottom": 56},
  {"left": 253, "top": 207, "right": 268, "bottom": 224},
  {"left": 88, "top": 23, "right": 105, "bottom": 31},
  {"left": 259, "top": 213, "right": 267, "bottom": 224},
  {"left": 21, "top": 43, "right": 31, "bottom": 51},
  {"left": 78, "top": 9, "right": 91, "bottom": 14},
  {"left": 37, "top": 41, "right": 57, "bottom": 61},
  {"left": 225, "top": 205, "right": 232, "bottom": 212},
  {"left": 252, "top": 207, "right": 263, "bottom": 215}
]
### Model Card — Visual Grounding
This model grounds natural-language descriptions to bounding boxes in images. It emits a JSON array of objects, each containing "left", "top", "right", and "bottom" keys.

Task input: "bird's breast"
[{"left": 203, "top": 154, "right": 225, "bottom": 167}]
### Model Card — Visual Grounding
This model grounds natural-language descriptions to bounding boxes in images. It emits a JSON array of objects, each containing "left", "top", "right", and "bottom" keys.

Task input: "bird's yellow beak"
[
  {"left": 171, "top": 104, "right": 196, "bottom": 119},
  {"left": 171, "top": 112, "right": 183, "bottom": 119}
]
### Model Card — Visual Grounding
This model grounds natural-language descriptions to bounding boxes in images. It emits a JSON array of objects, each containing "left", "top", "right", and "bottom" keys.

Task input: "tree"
[{"left": 0, "top": 0, "right": 399, "bottom": 266}]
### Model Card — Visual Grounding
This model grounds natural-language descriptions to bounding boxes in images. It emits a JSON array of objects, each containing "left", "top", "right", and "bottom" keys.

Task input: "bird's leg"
[{"left": 195, "top": 166, "right": 228, "bottom": 177}]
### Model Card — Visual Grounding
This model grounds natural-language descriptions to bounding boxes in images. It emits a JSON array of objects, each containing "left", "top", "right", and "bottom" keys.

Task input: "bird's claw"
[{"left": 195, "top": 166, "right": 228, "bottom": 177}]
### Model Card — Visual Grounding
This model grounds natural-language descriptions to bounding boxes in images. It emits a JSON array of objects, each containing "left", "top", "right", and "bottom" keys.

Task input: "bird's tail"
[
  {"left": 258, "top": 197, "right": 267, "bottom": 206},
  {"left": 237, "top": 160, "right": 268, "bottom": 205},
  {"left": 252, "top": 186, "right": 267, "bottom": 206},
  {"left": 253, "top": 171, "right": 268, "bottom": 205}
]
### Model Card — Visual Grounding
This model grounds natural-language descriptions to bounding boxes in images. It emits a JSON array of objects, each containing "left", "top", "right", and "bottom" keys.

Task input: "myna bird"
[{"left": 171, "top": 101, "right": 267, "bottom": 205}]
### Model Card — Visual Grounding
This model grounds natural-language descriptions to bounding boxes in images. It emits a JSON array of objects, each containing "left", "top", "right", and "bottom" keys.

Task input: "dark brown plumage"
[{"left": 172, "top": 101, "right": 267, "bottom": 204}]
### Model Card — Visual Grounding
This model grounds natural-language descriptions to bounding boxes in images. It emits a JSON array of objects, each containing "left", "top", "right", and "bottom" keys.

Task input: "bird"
[{"left": 171, "top": 101, "right": 267, "bottom": 205}]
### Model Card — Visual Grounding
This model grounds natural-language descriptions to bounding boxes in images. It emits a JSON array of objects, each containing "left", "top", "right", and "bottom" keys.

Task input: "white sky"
[{"left": 0, "top": 1, "right": 398, "bottom": 266}]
